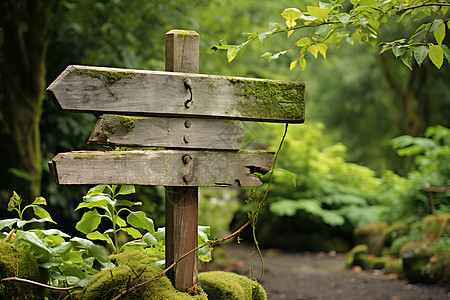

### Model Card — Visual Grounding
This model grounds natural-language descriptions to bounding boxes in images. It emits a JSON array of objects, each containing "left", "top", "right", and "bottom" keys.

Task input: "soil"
[{"left": 213, "top": 242, "right": 449, "bottom": 300}]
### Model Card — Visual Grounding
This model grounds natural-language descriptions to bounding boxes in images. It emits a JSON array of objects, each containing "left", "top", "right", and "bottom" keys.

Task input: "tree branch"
[{"left": 0, "top": 277, "right": 80, "bottom": 292}]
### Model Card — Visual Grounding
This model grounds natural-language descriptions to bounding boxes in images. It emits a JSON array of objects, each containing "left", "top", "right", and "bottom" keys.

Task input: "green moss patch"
[
  {"left": 118, "top": 116, "right": 136, "bottom": 133},
  {"left": 0, "top": 241, "right": 47, "bottom": 299},
  {"left": 229, "top": 78, "right": 305, "bottom": 122},
  {"left": 82, "top": 250, "right": 207, "bottom": 299},
  {"left": 198, "top": 271, "right": 267, "bottom": 300}
]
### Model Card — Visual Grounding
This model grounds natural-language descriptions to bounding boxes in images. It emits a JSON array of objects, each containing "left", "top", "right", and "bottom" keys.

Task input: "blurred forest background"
[{"left": 0, "top": 0, "right": 449, "bottom": 260}]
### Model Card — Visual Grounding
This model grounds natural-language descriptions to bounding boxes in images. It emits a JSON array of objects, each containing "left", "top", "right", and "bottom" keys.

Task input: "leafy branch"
[{"left": 211, "top": 0, "right": 450, "bottom": 70}]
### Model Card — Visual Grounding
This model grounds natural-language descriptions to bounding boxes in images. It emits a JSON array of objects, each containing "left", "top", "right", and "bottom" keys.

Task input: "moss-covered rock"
[
  {"left": 82, "top": 250, "right": 207, "bottom": 299},
  {"left": 345, "top": 244, "right": 369, "bottom": 268},
  {"left": 423, "top": 214, "right": 449, "bottom": 242},
  {"left": 384, "top": 258, "right": 403, "bottom": 274},
  {"left": 382, "top": 222, "right": 410, "bottom": 255},
  {"left": 0, "top": 241, "right": 46, "bottom": 299},
  {"left": 354, "top": 222, "right": 388, "bottom": 256},
  {"left": 198, "top": 271, "right": 267, "bottom": 300}
]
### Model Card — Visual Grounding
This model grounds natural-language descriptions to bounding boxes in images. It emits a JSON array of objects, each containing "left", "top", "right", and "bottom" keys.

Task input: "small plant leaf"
[
  {"left": 8, "top": 191, "right": 21, "bottom": 210},
  {"left": 117, "top": 185, "right": 135, "bottom": 196},
  {"left": 120, "top": 227, "right": 142, "bottom": 239},
  {"left": 0, "top": 218, "right": 19, "bottom": 231},
  {"left": 429, "top": 44, "right": 444, "bottom": 69},
  {"left": 86, "top": 231, "right": 114, "bottom": 245},
  {"left": 414, "top": 46, "right": 429, "bottom": 66},
  {"left": 227, "top": 46, "right": 238, "bottom": 62},
  {"left": 401, "top": 50, "right": 413, "bottom": 70},
  {"left": 281, "top": 8, "right": 302, "bottom": 28},
  {"left": 433, "top": 24, "right": 446, "bottom": 45},
  {"left": 127, "top": 211, "right": 155, "bottom": 232},
  {"left": 32, "top": 205, "right": 56, "bottom": 223},
  {"left": 76, "top": 209, "right": 103, "bottom": 234},
  {"left": 32, "top": 197, "right": 47, "bottom": 205},
  {"left": 86, "top": 185, "right": 108, "bottom": 196}
]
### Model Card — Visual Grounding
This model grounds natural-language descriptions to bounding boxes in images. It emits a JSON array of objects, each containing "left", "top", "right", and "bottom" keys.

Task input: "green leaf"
[
  {"left": 281, "top": 8, "right": 302, "bottom": 28},
  {"left": 401, "top": 51, "right": 413, "bottom": 70},
  {"left": 296, "top": 37, "right": 310, "bottom": 47},
  {"left": 32, "top": 205, "right": 56, "bottom": 223},
  {"left": 198, "top": 226, "right": 211, "bottom": 243},
  {"left": 227, "top": 46, "right": 238, "bottom": 62},
  {"left": 17, "top": 218, "right": 51, "bottom": 228},
  {"left": 14, "top": 231, "right": 52, "bottom": 261},
  {"left": 86, "top": 231, "right": 114, "bottom": 245},
  {"left": 77, "top": 195, "right": 112, "bottom": 211},
  {"left": 117, "top": 185, "right": 135, "bottom": 196},
  {"left": 273, "top": 168, "right": 297, "bottom": 187},
  {"left": 414, "top": 46, "right": 429, "bottom": 66},
  {"left": 115, "top": 200, "right": 142, "bottom": 208},
  {"left": 197, "top": 245, "right": 212, "bottom": 262},
  {"left": 317, "top": 43, "right": 328, "bottom": 59},
  {"left": 76, "top": 209, "right": 103, "bottom": 234},
  {"left": 120, "top": 227, "right": 142, "bottom": 239},
  {"left": 307, "top": 6, "right": 330, "bottom": 19},
  {"left": 32, "top": 197, "right": 47, "bottom": 205},
  {"left": 86, "top": 185, "right": 108, "bottom": 197},
  {"left": 0, "top": 219, "right": 19, "bottom": 230},
  {"left": 433, "top": 24, "right": 446, "bottom": 45},
  {"left": 392, "top": 46, "right": 406, "bottom": 57},
  {"left": 429, "top": 44, "right": 444, "bottom": 69},
  {"left": 126, "top": 211, "right": 154, "bottom": 232},
  {"left": 430, "top": 19, "right": 443, "bottom": 32},
  {"left": 116, "top": 216, "right": 127, "bottom": 227},
  {"left": 290, "top": 59, "right": 298, "bottom": 71},
  {"left": 308, "top": 44, "right": 319, "bottom": 58},
  {"left": 299, "top": 57, "right": 307, "bottom": 70},
  {"left": 142, "top": 232, "right": 157, "bottom": 246}
]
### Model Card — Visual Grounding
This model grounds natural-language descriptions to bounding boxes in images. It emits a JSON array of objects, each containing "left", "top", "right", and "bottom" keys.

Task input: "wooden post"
[{"left": 164, "top": 29, "right": 200, "bottom": 291}]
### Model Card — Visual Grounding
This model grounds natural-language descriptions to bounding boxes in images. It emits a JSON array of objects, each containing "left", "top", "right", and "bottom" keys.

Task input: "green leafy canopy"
[{"left": 211, "top": 0, "right": 450, "bottom": 70}]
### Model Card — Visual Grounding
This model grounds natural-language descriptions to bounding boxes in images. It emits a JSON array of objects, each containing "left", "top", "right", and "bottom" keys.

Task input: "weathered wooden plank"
[
  {"left": 47, "top": 65, "right": 305, "bottom": 123},
  {"left": 48, "top": 150, "right": 274, "bottom": 187},
  {"left": 88, "top": 115, "right": 244, "bottom": 150}
]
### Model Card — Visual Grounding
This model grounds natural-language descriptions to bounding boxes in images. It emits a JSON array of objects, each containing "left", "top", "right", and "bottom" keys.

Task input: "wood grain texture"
[
  {"left": 88, "top": 115, "right": 244, "bottom": 150},
  {"left": 48, "top": 150, "right": 274, "bottom": 187},
  {"left": 46, "top": 65, "right": 305, "bottom": 123}
]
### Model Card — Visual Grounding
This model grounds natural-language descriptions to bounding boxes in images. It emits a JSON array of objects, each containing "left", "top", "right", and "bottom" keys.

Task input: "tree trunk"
[{"left": 0, "top": 0, "right": 56, "bottom": 201}]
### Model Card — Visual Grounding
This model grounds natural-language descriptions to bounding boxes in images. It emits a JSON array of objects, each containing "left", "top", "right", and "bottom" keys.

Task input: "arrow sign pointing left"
[{"left": 47, "top": 65, "right": 305, "bottom": 123}]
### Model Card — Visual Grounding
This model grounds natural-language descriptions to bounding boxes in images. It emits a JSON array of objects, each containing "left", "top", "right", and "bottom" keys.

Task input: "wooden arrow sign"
[
  {"left": 47, "top": 65, "right": 305, "bottom": 123},
  {"left": 48, "top": 150, "right": 274, "bottom": 187},
  {"left": 88, "top": 115, "right": 244, "bottom": 150}
]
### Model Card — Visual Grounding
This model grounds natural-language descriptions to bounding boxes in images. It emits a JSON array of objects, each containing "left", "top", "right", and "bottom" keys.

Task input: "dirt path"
[{"left": 220, "top": 243, "right": 449, "bottom": 300}]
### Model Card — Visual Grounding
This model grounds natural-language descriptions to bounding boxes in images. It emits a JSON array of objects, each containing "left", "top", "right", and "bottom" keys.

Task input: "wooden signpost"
[{"left": 47, "top": 29, "right": 305, "bottom": 291}]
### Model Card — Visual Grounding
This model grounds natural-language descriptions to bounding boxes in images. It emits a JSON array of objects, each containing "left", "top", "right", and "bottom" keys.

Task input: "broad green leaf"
[
  {"left": 117, "top": 185, "right": 135, "bottom": 196},
  {"left": 76, "top": 209, "right": 103, "bottom": 234},
  {"left": 49, "top": 242, "right": 72, "bottom": 256},
  {"left": 86, "top": 243, "right": 111, "bottom": 264},
  {"left": 14, "top": 231, "right": 52, "bottom": 261},
  {"left": 32, "top": 205, "right": 56, "bottom": 223},
  {"left": 39, "top": 229, "right": 71, "bottom": 238},
  {"left": 307, "top": 6, "right": 330, "bottom": 19},
  {"left": 227, "top": 46, "right": 238, "bottom": 62},
  {"left": 401, "top": 51, "right": 413, "bottom": 70},
  {"left": 414, "top": 46, "right": 429, "bottom": 66},
  {"left": 143, "top": 232, "right": 157, "bottom": 246},
  {"left": 296, "top": 37, "right": 310, "bottom": 47},
  {"left": 120, "top": 227, "right": 142, "bottom": 239},
  {"left": 317, "top": 43, "right": 328, "bottom": 59},
  {"left": 32, "top": 197, "right": 47, "bottom": 205},
  {"left": 299, "top": 57, "right": 307, "bottom": 70},
  {"left": 308, "top": 44, "right": 319, "bottom": 58},
  {"left": 434, "top": 24, "right": 446, "bottom": 45},
  {"left": 70, "top": 236, "right": 95, "bottom": 248},
  {"left": 86, "top": 231, "right": 114, "bottom": 245},
  {"left": 281, "top": 8, "right": 302, "bottom": 28},
  {"left": 77, "top": 195, "right": 113, "bottom": 211},
  {"left": 127, "top": 211, "right": 154, "bottom": 232},
  {"left": 116, "top": 216, "right": 127, "bottom": 227},
  {"left": 274, "top": 168, "right": 297, "bottom": 187},
  {"left": 17, "top": 218, "right": 51, "bottom": 228},
  {"left": 86, "top": 185, "right": 108, "bottom": 196},
  {"left": 198, "top": 245, "right": 212, "bottom": 262},
  {"left": 115, "top": 199, "right": 142, "bottom": 207},
  {"left": 337, "top": 13, "right": 352, "bottom": 25},
  {"left": 430, "top": 19, "right": 443, "bottom": 32},
  {"left": 198, "top": 226, "right": 211, "bottom": 243},
  {"left": 429, "top": 44, "right": 444, "bottom": 69},
  {"left": 290, "top": 59, "right": 298, "bottom": 71},
  {"left": 0, "top": 218, "right": 19, "bottom": 230}
]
